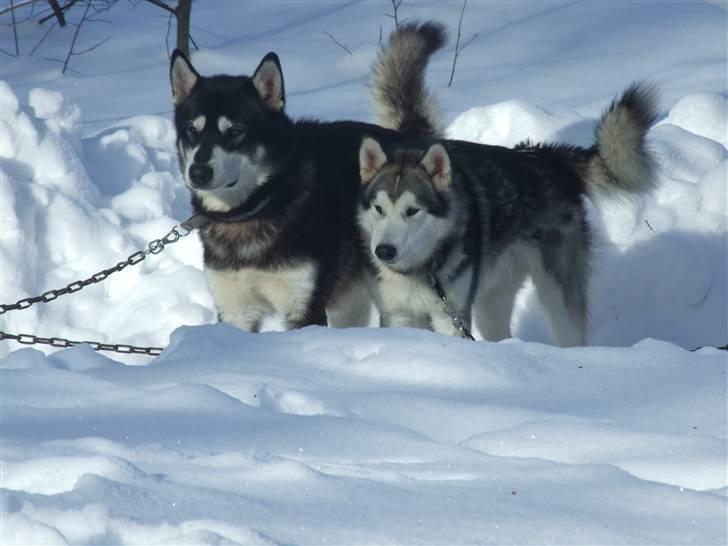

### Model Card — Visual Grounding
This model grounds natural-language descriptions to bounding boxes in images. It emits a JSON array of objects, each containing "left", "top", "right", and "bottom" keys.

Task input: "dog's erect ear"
[
  {"left": 420, "top": 143, "right": 452, "bottom": 192},
  {"left": 359, "top": 137, "right": 388, "bottom": 184},
  {"left": 253, "top": 52, "right": 285, "bottom": 112},
  {"left": 170, "top": 49, "right": 199, "bottom": 106}
]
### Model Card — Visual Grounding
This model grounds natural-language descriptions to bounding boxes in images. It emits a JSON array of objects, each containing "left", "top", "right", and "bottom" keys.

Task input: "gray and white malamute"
[
  {"left": 359, "top": 23, "right": 658, "bottom": 346},
  {"left": 169, "top": 50, "right": 399, "bottom": 331}
]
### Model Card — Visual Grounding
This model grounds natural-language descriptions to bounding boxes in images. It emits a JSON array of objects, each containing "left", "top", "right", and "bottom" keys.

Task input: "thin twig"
[
  {"left": 46, "top": 0, "right": 67, "bottom": 26},
  {"left": 142, "top": 0, "right": 175, "bottom": 15},
  {"left": 38, "top": 0, "right": 77, "bottom": 24},
  {"left": 164, "top": 9, "right": 173, "bottom": 56},
  {"left": 61, "top": 0, "right": 90, "bottom": 71},
  {"left": 323, "top": 31, "right": 352, "bottom": 55},
  {"left": 10, "top": 0, "right": 20, "bottom": 56},
  {"left": 72, "top": 35, "right": 110, "bottom": 54},
  {"left": 385, "top": 0, "right": 402, "bottom": 29},
  {"left": 0, "top": 0, "right": 36, "bottom": 18},
  {"left": 52, "top": 0, "right": 113, "bottom": 73},
  {"left": 30, "top": 18, "right": 57, "bottom": 54},
  {"left": 448, "top": 0, "right": 478, "bottom": 88}
]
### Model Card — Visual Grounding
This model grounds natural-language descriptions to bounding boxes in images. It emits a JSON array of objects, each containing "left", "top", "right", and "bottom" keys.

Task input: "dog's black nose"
[
  {"left": 375, "top": 244, "right": 397, "bottom": 262},
  {"left": 189, "top": 163, "right": 213, "bottom": 188}
]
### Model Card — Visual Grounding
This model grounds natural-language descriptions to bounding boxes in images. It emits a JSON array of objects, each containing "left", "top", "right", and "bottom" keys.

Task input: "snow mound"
[
  {"left": 662, "top": 93, "right": 728, "bottom": 148},
  {"left": 446, "top": 99, "right": 584, "bottom": 147},
  {"left": 0, "top": 83, "right": 215, "bottom": 361}
]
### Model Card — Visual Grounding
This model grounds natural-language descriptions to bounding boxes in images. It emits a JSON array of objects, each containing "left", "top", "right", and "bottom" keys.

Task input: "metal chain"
[
  {"left": 0, "top": 331, "right": 163, "bottom": 356},
  {"left": 427, "top": 272, "right": 476, "bottom": 341},
  {"left": 0, "top": 214, "right": 207, "bottom": 356}
]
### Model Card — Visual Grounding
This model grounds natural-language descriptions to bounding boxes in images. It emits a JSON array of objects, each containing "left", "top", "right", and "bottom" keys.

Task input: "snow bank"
[
  {"left": 1, "top": 326, "right": 726, "bottom": 545},
  {"left": 0, "top": 82, "right": 215, "bottom": 361}
]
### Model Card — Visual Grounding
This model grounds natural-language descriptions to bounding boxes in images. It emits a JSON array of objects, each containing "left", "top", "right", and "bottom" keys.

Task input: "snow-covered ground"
[{"left": 1, "top": 2, "right": 726, "bottom": 544}]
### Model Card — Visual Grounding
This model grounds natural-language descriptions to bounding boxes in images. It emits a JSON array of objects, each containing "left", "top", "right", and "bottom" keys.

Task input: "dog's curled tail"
[
  {"left": 371, "top": 21, "right": 447, "bottom": 137},
  {"left": 585, "top": 82, "right": 660, "bottom": 198}
]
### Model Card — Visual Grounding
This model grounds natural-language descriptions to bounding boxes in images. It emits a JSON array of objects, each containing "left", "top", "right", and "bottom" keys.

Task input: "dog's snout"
[
  {"left": 189, "top": 163, "right": 213, "bottom": 188},
  {"left": 375, "top": 244, "right": 397, "bottom": 263}
]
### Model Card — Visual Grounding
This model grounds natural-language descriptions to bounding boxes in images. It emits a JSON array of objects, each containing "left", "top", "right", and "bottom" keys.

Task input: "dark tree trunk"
[
  {"left": 47, "top": 0, "right": 66, "bottom": 26},
  {"left": 175, "top": 0, "right": 192, "bottom": 56}
]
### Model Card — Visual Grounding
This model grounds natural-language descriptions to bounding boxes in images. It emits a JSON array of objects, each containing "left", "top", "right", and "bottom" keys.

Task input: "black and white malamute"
[
  {"left": 169, "top": 51, "right": 398, "bottom": 331},
  {"left": 359, "top": 23, "right": 659, "bottom": 346}
]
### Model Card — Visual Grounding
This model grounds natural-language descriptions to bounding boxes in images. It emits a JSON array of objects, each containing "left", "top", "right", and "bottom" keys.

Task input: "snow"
[{"left": 1, "top": 1, "right": 726, "bottom": 544}]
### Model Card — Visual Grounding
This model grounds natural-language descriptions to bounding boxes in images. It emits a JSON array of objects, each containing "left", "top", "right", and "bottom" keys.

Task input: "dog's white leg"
[
  {"left": 430, "top": 311, "right": 466, "bottom": 337},
  {"left": 474, "top": 274, "right": 527, "bottom": 342},
  {"left": 429, "top": 272, "right": 473, "bottom": 337},
  {"left": 206, "top": 268, "right": 272, "bottom": 332},
  {"left": 383, "top": 310, "right": 430, "bottom": 330}
]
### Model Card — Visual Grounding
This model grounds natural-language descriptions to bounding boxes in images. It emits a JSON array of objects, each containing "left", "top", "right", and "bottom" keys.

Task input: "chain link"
[
  {"left": 427, "top": 272, "right": 476, "bottom": 341},
  {"left": 0, "top": 215, "right": 207, "bottom": 356}
]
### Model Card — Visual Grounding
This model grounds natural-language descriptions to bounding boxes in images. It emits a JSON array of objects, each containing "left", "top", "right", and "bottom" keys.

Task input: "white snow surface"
[{"left": 1, "top": 2, "right": 727, "bottom": 544}]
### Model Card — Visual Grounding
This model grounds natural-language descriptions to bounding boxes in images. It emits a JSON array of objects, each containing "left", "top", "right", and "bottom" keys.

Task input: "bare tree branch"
[
  {"left": 448, "top": 0, "right": 477, "bottom": 88},
  {"left": 10, "top": 0, "right": 20, "bottom": 56},
  {"left": 323, "top": 30, "right": 352, "bottom": 55},
  {"left": 385, "top": 0, "right": 402, "bottom": 29},
  {"left": 72, "top": 34, "right": 110, "bottom": 54},
  {"left": 174, "top": 0, "right": 190, "bottom": 55},
  {"left": 45, "top": 0, "right": 113, "bottom": 73},
  {"left": 164, "top": 9, "right": 173, "bottom": 56},
  {"left": 0, "top": 0, "right": 37, "bottom": 18},
  {"left": 46, "top": 0, "right": 67, "bottom": 25},
  {"left": 38, "top": 0, "right": 77, "bottom": 24},
  {"left": 60, "top": 0, "right": 89, "bottom": 71},
  {"left": 143, "top": 0, "right": 197, "bottom": 53},
  {"left": 142, "top": 0, "right": 175, "bottom": 16},
  {"left": 30, "top": 18, "right": 57, "bottom": 54}
]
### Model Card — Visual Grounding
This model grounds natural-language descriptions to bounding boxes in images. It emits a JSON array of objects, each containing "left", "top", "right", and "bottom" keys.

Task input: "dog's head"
[
  {"left": 170, "top": 50, "right": 289, "bottom": 213},
  {"left": 358, "top": 137, "right": 455, "bottom": 273}
]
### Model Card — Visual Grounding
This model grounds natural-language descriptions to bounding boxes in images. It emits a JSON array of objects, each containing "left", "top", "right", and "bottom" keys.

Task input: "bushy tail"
[
  {"left": 584, "top": 82, "right": 660, "bottom": 198},
  {"left": 371, "top": 21, "right": 447, "bottom": 137}
]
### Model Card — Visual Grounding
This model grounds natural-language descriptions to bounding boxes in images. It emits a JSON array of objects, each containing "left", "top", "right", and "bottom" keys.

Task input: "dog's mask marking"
[
  {"left": 170, "top": 50, "right": 199, "bottom": 106},
  {"left": 252, "top": 53, "right": 285, "bottom": 112},
  {"left": 366, "top": 189, "right": 448, "bottom": 272},
  {"left": 359, "top": 137, "right": 388, "bottom": 184},
  {"left": 218, "top": 116, "right": 233, "bottom": 133},
  {"left": 192, "top": 115, "right": 206, "bottom": 133}
]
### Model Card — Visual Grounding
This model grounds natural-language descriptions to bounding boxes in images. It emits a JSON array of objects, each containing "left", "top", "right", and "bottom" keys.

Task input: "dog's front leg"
[
  {"left": 206, "top": 268, "right": 272, "bottom": 332},
  {"left": 430, "top": 306, "right": 472, "bottom": 338}
]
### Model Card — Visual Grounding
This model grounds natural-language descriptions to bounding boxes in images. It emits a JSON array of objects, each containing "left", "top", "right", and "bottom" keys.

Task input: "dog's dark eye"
[
  {"left": 405, "top": 207, "right": 420, "bottom": 217},
  {"left": 374, "top": 205, "right": 384, "bottom": 215},
  {"left": 227, "top": 125, "right": 246, "bottom": 139}
]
